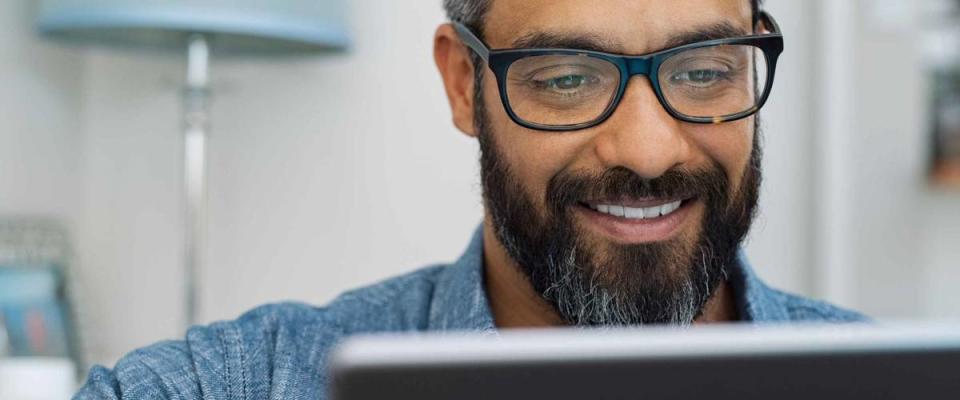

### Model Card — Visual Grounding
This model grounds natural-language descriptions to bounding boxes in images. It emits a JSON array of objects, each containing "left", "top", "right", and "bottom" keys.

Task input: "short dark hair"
[{"left": 443, "top": 0, "right": 763, "bottom": 39}]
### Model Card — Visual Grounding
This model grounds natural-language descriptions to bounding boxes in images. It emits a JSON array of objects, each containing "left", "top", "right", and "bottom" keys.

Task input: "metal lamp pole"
[
  {"left": 36, "top": 1, "right": 350, "bottom": 332},
  {"left": 183, "top": 34, "right": 210, "bottom": 326}
]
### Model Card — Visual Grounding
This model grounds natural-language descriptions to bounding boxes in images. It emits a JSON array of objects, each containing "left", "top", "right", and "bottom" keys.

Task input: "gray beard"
[
  {"left": 478, "top": 117, "right": 759, "bottom": 327},
  {"left": 538, "top": 248, "right": 702, "bottom": 326}
]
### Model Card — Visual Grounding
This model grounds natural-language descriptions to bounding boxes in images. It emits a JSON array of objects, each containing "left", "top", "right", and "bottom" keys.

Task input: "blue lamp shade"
[{"left": 36, "top": 0, "right": 350, "bottom": 54}]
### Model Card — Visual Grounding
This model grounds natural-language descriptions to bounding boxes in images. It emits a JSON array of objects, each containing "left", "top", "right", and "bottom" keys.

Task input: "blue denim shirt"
[{"left": 75, "top": 226, "right": 866, "bottom": 399}]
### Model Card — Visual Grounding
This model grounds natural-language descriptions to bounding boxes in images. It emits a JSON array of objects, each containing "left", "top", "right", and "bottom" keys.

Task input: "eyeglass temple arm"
[
  {"left": 452, "top": 22, "right": 491, "bottom": 62},
  {"left": 757, "top": 10, "right": 782, "bottom": 35}
]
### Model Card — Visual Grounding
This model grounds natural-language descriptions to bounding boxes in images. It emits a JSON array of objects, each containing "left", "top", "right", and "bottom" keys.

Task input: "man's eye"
[
  {"left": 670, "top": 69, "right": 727, "bottom": 87},
  {"left": 532, "top": 74, "right": 600, "bottom": 94},
  {"left": 545, "top": 75, "right": 588, "bottom": 90}
]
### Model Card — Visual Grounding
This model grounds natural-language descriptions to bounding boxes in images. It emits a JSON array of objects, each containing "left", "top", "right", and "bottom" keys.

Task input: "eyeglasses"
[{"left": 454, "top": 12, "right": 784, "bottom": 131}]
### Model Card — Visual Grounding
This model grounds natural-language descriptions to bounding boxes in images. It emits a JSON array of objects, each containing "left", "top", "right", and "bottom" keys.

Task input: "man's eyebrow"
[
  {"left": 662, "top": 22, "right": 750, "bottom": 50},
  {"left": 511, "top": 32, "right": 623, "bottom": 54},
  {"left": 509, "top": 22, "right": 749, "bottom": 55}
]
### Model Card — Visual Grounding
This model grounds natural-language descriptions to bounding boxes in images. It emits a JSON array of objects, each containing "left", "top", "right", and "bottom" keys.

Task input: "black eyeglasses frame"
[{"left": 453, "top": 11, "right": 785, "bottom": 131}]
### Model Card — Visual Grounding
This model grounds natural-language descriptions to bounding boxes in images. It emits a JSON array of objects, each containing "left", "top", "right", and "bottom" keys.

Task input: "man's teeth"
[{"left": 592, "top": 201, "right": 682, "bottom": 219}]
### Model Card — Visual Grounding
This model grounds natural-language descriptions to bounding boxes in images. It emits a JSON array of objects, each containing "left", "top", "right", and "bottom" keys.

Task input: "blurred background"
[{"left": 1, "top": 0, "right": 958, "bottom": 394}]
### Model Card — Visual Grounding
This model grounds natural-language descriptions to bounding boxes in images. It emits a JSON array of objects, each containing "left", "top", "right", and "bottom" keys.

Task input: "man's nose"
[{"left": 592, "top": 76, "right": 692, "bottom": 179}]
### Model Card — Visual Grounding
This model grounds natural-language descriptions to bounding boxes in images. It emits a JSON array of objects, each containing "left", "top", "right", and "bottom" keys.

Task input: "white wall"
[
  {"left": 76, "top": 49, "right": 187, "bottom": 364},
  {"left": 0, "top": 0, "right": 83, "bottom": 224},
  {"left": 848, "top": 0, "right": 960, "bottom": 319},
  {"left": 2, "top": 0, "right": 958, "bottom": 368}
]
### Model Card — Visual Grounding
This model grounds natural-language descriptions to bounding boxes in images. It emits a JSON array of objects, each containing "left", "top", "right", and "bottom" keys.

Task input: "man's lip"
[{"left": 581, "top": 196, "right": 694, "bottom": 208}]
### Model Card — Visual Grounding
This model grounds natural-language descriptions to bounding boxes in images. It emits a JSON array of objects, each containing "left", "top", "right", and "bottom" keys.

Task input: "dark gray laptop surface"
[{"left": 328, "top": 324, "right": 960, "bottom": 400}]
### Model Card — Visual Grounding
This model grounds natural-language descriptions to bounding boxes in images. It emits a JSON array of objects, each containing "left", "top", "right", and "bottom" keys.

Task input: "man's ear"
[
  {"left": 756, "top": 12, "right": 774, "bottom": 34},
  {"left": 434, "top": 23, "right": 478, "bottom": 137}
]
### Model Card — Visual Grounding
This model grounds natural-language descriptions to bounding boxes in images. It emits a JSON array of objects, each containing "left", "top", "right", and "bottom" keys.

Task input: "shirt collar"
[
  {"left": 728, "top": 250, "right": 792, "bottom": 322},
  {"left": 428, "top": 224, "right": 789, "bottom": 330}
]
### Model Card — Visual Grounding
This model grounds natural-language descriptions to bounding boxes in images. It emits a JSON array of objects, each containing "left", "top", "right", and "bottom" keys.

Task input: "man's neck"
[{"left": 481, "top": 221, "right": 738, "bottom": 328}]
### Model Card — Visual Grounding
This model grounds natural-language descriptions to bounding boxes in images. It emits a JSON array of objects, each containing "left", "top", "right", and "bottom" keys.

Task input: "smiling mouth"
[
  {"left": 578, "top": 198, "right": 691, "bottom": 220},
  {"left": 573, "top": 196, "right": 698, "bottom": 243}
]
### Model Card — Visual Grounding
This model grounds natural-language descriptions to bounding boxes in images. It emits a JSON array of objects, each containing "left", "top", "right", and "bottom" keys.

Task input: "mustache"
[{"left": 546, "top": 166, "right": 729, "bottom": 215}]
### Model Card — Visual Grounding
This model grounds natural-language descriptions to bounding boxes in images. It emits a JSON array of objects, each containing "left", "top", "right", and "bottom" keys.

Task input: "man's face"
[{"left": 472, "top": 0, "right": 761, "bottom": 325}]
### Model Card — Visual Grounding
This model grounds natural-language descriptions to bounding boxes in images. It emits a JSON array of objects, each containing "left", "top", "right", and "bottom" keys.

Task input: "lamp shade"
[{"left": 36, "top": 0, "right": 349, "bottom": 54}]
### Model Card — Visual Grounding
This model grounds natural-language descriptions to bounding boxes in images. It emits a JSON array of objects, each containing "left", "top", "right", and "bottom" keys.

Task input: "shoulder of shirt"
[
  {"left": 73, "top": 264, "right": 449, "bottom": 399},
  {"left": 765, "top": 286, "right": 871, "bottom": 323},
  {"left": 732, "top": 252, "right": 870, "bottom": 323}
]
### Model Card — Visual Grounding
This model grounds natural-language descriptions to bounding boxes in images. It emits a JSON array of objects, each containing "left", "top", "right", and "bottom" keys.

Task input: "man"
[{"left": 75, "top": 0, "right": 865, "bottom": 398}]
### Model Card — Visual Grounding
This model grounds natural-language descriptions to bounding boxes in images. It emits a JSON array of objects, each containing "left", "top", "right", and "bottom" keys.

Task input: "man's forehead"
[{"left": 483, "top": 0, "right": 752, "bottom": 54}]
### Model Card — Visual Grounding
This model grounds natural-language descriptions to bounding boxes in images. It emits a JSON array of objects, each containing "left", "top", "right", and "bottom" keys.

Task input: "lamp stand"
[{"left": 183, "top": 34, "right": 209, "bottom": 327}]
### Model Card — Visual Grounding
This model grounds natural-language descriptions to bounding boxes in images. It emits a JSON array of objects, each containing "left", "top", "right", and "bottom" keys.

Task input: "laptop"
[{"left": 328, "top": 323, "right": 960, "bottom": 400}]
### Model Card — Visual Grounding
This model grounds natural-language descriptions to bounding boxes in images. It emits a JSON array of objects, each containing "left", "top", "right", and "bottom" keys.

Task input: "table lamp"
[{"left": 36, "top": 0, "right": 350, "bottom": 327}]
